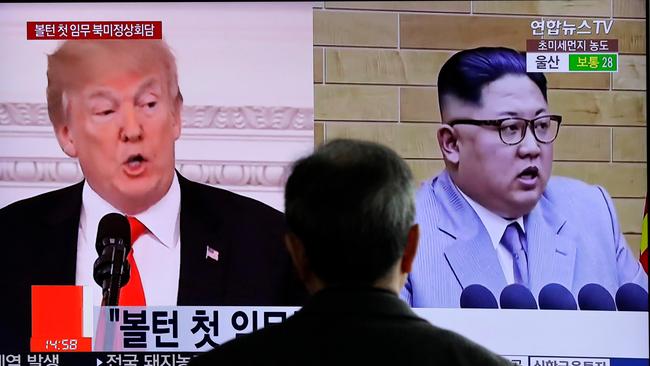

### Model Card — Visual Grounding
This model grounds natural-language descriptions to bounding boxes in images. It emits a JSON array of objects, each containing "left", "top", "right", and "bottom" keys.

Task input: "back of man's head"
[
  {"left": 284, "top": 139, "right": 414, "bottom": 287},
  {"left": 437, "top": 47, "right": 547, "bottom": 117}
]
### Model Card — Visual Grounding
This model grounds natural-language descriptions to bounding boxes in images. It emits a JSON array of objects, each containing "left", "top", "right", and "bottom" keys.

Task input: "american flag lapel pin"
[{"left": 206, "top": 246, "right": 219, "bottom": 262}]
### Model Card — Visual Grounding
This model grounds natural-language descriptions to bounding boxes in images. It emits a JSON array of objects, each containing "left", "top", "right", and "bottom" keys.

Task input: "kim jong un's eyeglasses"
[{"left": 448, "top": 115, "right": 562, "bottom": 145}]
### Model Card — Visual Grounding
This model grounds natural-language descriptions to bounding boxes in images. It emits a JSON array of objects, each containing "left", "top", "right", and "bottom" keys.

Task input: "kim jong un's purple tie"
[{"left": 501, "top": 222, "right": 529, "bottom": 287}]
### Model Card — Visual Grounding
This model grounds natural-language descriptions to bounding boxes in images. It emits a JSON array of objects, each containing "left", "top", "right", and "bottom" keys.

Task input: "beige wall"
[{"left": 313, "top": 0, "right": 647, "bottom": 256}]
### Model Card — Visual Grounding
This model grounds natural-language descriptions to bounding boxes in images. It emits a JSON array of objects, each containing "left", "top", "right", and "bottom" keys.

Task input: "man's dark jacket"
[{"left": 190, "top": 286, "right": 512, "bottom": 366}]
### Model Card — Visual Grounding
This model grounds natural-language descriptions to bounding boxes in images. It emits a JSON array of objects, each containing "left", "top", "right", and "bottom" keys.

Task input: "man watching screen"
[
  {"left": 190, "top": 139, "right": 511, "bottom": 365},
  {"left": 0, "top": 39, "right": 305, "bottom": 352},
  {"left": 402, "top": 47, "right": 648, "bottom": 308}
]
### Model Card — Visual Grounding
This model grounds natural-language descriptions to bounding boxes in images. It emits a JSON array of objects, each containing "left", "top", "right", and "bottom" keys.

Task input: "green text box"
[{"left": 569, "top": 54, "right": 618, "bottom": 72}]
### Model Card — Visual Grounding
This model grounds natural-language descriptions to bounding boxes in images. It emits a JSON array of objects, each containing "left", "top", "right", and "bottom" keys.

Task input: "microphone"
[
  {"left": 500, "top": 284, "right": 538, "bottom": 309},
  {"left": 538, "top": 283, "right": 577, "bottom": 310},
  {"left": 615, "top": 283, "right": 649, "bottom": 311},
  {"left": 93, "top": 213, "right": 132, "bottom": 306},
  {"left": 460, "top": 284, "right": 499, "bottom": 308},
  {"left": 577, "top": 283, "right": 616, "bottom": 311}
]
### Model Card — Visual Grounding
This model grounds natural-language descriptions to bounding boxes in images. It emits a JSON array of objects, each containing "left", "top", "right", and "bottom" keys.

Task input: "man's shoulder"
[
  {"left": 190, "top": 316, "right": 510, "bottom": 366},
  {"left": 418, "top": 324, "right": 512, "bottom": 365},
  {"left": 538, "top": 176, "right": 620, "bottom": 230},
  {"left": 179, "top": 175, "right": 282, "bottom": 219},
  {"left": 189, "top": 321, "right": 284, "bottom": 365},
  {"left": 546, "top": 175, "right": 600, "bottom": 193},
  {"left": 544, "top": 175, "right": 610, "bottom": 205},
  {"left": 414, "top": 172, "right": 441, "bottom": 204},
  {"left": 0, "top": 181, "right": 83, "bottom": 221}
]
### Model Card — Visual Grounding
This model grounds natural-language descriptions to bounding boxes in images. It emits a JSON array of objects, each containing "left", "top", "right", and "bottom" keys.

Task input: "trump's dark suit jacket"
[
  {"left": 0, "top": 173, "right": 306, "bottom": 352},
  {"left": 189, "top": 286, "right": 511, "bottom": 366}
]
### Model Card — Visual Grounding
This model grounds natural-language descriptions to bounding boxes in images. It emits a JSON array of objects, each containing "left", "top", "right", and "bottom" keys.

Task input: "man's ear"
[
  {"left": 437, "top": 124, "right": 460, "bottom": 165},
  {"left": 171, "top": 97, "right": 182, "bottom": 141},
  {"left": 173, "top": 109, "right": 182, "bottom": 141},
  {"left": 400, "top": 224, "right": 420, "bottom": 274},
  {"left": 54, "top": 123, "right": 78, "bottom": 158},
  {"left": 284, "top": 232, "right": 309, "bottom": 282}
]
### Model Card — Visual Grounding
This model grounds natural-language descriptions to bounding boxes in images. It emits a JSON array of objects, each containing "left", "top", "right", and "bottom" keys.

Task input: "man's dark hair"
[
  {"left": 437, "top": 47, "right": 548, "bottom": 115},
  {"left": 284, "top": 139, "right": 414, "bottom": 286}
]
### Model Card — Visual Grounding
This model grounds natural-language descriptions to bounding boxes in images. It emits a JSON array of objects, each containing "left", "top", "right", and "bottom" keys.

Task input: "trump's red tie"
[{"left": 119, "top": 216, "right": 147, "bottom": 306}]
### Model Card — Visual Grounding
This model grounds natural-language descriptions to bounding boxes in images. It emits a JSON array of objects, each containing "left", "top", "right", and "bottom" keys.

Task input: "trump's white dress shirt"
[{"left": 75, "top": 174, "right": 181, "bottom": 306}]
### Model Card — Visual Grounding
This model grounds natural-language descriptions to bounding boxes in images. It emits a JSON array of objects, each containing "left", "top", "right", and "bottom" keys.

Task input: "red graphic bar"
[
  {"left": 31, "top": 285, "right": 91, "bottom": 352},
  {"left": 27, "top": 21, "right": 162, "bottom": 40}
]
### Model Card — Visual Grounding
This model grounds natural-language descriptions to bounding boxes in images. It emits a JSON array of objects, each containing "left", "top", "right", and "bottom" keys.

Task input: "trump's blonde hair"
[{"left": 46, "top": 39, "right": 183, "bottom": 127}]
